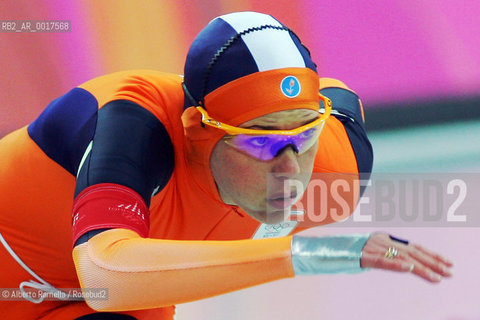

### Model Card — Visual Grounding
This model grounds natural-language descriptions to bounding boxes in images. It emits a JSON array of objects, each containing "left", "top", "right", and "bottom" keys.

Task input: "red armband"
[{"left": 72, "top": 183, "right": 150, "bottom": 245}]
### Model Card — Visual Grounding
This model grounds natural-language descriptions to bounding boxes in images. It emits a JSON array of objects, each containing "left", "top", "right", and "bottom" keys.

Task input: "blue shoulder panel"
[
  {"left": 321, "top": 87, "right": 374, "bottom": 195},
  {"left": 28, "top": 87, "right": 98, "bottom": 176}
]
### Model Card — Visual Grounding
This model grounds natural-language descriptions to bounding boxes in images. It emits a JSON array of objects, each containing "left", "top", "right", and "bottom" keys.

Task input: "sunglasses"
[{"left": 197, "top": 93, "right": 332, "bottom": 161}]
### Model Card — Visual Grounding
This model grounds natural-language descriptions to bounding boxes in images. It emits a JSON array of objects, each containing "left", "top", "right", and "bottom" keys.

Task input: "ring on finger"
[{"left": 384, "top": 247, "right": 399, "bottom": 259}]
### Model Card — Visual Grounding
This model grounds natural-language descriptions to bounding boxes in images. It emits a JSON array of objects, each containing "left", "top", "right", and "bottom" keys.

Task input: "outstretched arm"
[{"left": 73, "top": 228, "right": 453, "bottom": 311}]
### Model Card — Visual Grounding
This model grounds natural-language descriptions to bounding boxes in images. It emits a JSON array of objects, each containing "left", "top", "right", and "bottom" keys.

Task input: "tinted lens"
[{"left": 224, "top": 123, "right": 323, "bottom": 161}]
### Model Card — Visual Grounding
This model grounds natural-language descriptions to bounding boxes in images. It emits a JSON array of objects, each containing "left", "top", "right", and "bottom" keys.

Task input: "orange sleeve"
[{"left": 73, "top": 229, "right": 294, "bottom": 311}]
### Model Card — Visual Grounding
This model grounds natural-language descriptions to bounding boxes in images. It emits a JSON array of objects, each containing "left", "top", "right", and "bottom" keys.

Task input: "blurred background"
[{"left": 1, "top": 1, "right": 479, "bottom": 319}]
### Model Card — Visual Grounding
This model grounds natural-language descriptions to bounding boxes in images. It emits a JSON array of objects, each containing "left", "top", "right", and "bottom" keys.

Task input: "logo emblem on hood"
[{"left": 280, "top": 76, "right": 301, "bottom": 98}]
